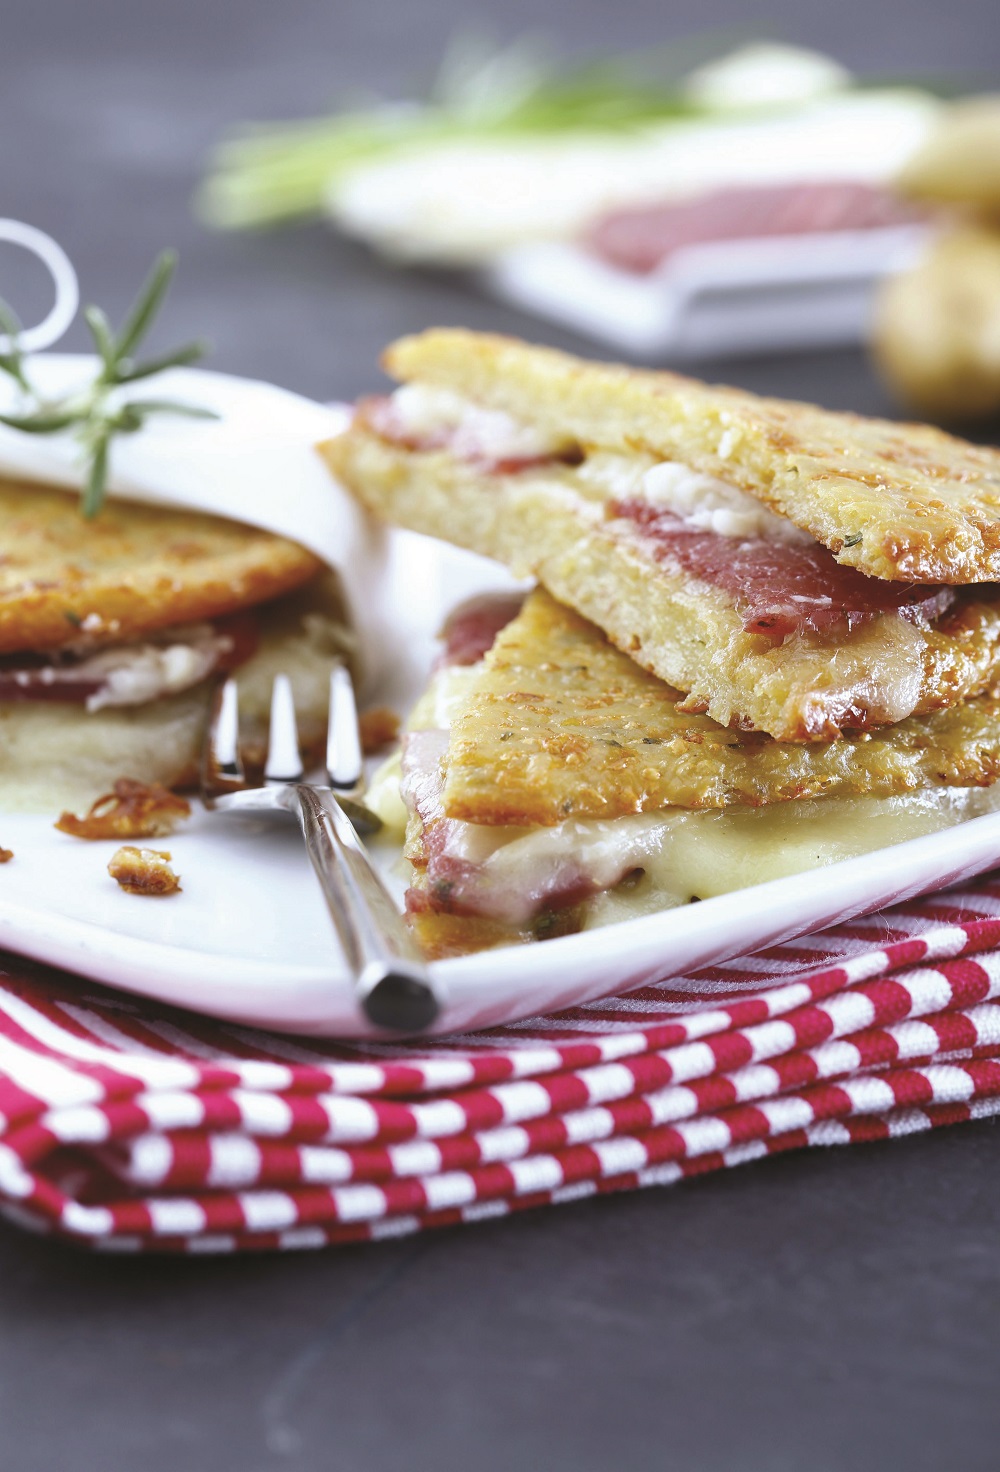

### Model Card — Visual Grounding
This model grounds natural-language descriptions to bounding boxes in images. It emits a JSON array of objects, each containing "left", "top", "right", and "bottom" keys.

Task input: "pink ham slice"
[
  {"left": 437, "top": 592, "right": 527, "bottom": 669},
  {"left": 610, "top": 498, "right": 955, "bottom": 640},
  {"left": 0, "top": 667, "right": 107, "bottom": 703},
  {"left": 587, "top": 181, "right": 925, "bottom": 275}
]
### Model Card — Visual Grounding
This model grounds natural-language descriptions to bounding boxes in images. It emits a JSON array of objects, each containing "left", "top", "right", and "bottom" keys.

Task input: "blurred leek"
[{"left": 195, "top": 33, "right": 745, "bottom": 231}]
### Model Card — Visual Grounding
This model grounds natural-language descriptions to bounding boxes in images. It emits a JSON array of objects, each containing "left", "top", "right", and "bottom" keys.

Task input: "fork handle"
[{"left": 292, "top": 785, "right": 444, "bottom": 1033}]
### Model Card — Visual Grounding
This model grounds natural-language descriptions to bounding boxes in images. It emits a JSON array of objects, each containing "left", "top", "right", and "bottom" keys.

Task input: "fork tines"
[
  {"left": 265, "top": 673, "right": 305, "bottom": 786},
  {"left": 203, "top": 663, "right": 368, "bottom": 802},
  {"left": 326, "top": 662, "right": 363, "bottom": 795},
  {"left": 201, "top": 676, "right": 246, "bottom": 800}
]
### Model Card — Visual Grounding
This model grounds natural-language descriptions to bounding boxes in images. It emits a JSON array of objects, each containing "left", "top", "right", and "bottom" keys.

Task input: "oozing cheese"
[
  {"left": 366, "top": 750, "right": 409, "bottom": 832},
  {"left": 414, "top": 783, "right": 1000, "bottom": 928}
]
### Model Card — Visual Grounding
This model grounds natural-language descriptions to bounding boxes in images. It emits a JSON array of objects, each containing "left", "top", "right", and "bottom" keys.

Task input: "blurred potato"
[
  {"left": 873, "top": 227, "right": 1000, "bottom": 421},
  {"left": 897, "top": 96, "right": 1000, "bottom": 217}
]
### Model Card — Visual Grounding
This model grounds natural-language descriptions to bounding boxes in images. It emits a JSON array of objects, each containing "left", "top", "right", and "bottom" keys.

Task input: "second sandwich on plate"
[{"left": 0, "top": 479, "right": 354, "bottom": 811}]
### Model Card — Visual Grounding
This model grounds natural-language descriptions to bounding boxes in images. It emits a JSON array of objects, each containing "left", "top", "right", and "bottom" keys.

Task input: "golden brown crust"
[
  {"left": 441, "top": 590, "right": 1000, "bottom": 825},
  {"left": 358, "top": 706, "right": 401, "bottom": 753},
  {"left": 0, "top": 480, "right": 321, "bottom": 652},
  {"left": 406, "top": 877, "right": 586, "bottom": 957},
  {"left": 407, "top": 910, "right": 532, "bottom": 960},
  {"left": 374, "top": 329, "right": 1000, "bottom": 583},
  {"left": 324, "top": 427, "right": 1000, "bottom": 741}
]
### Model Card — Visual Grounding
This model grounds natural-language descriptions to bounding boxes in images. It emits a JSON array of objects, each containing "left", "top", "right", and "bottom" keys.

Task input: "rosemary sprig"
[{"left": 0, "top": 250, "right": 216, "bottom": 518}]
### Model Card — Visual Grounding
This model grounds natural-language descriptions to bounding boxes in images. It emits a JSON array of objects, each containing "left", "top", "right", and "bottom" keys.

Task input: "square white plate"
[{"left": 2, "top": 524, "right": 998, "bottom": 1039}]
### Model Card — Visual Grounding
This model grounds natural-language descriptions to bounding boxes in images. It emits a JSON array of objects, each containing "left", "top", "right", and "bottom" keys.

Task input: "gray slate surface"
[{"left": 1, "top": 1, "right": 1000, "bottom": 1468}]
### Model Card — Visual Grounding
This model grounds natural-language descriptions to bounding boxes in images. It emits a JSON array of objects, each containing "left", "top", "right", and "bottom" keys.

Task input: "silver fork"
[{"left": 201, "top": 665, "right": 443, "bottom": 1033}]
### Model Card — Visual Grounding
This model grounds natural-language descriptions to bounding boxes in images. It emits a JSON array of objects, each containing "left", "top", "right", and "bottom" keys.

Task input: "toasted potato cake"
[
  {"left": 370, "top": 329, "right": 1000, "bottom": 583},
  {"left": 441, "top": 590, "right": 1000, "bottom": 825},
  {"left": 326, "top": 425, "right": 1000, "bottom": 741},
  {"left": 0, "top": 479, "right": 320, "bottom": 652}
]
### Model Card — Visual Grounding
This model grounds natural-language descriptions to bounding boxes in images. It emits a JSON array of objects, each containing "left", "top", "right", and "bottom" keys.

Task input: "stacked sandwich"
[
  {"left": 325, "top": 330, "right": 1000, "bottom": 957},
  {"left": 0, "top": 480, "right": 352, "bottom": 810}
]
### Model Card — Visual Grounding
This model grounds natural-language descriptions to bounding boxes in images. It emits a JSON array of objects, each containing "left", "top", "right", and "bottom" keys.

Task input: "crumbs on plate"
[
  {"left": 108, "top": 846, "right": 181, "bottom": 896},
  {"left": 56, "top": 779, "right": 192, "bottom": 840}
]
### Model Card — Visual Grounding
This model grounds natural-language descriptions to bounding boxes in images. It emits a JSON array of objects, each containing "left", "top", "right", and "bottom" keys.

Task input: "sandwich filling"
[
  {"left": 0, "top": 574, "right": 355, "bottom": 813},
  {"left": 359, "top": 385, "right": 977, "bottom": 736},
  {"left": 364, "top": 384, "right": 957, "bottom": 646},
  {"left": 404, "top": 719, "right": 999, "bottom": 932},
  {"left": 0, "top": 613, "right": 257, "bottom": 711}
]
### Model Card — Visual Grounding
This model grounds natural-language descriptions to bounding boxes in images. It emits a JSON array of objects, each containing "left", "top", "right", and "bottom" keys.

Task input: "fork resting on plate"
[{"left": 201, "top": 664, "right": 442, "bottom": 1033}]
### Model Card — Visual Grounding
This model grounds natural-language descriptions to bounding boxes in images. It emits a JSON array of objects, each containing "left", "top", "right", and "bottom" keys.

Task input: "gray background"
[{"left": 2, "top": 2, "right": 1000, "bottom": 1469}]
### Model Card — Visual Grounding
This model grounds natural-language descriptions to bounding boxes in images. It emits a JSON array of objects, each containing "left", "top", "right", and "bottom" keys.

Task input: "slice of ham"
[
  {"left": 0, "top": 610, "right": 259, "bottom": 707},
  {"left": 437, "top": 592, "right": 527, "bottom": 669},
  {"left": 402, "top": 729, "right": 599, "bottom": 923},
  {"left": 587, "top": 181, "right": 925, "bottom": 276},
  {"left": 611, "top": 498, "right": 955, "bottom": 640}
]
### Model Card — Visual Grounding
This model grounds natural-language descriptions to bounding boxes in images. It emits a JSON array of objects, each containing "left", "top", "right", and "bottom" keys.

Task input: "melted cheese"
[
  {"left": 83, "top": 625, "right": 230, "bottom": 711},
  {"left": 392, "top": 385, "right": 815, "bottom": 545},
  {"left": 366, "top": 750, "right": 409, "bottom": 833},
  {"left": 433, "top": 786, "right": 1000, "bottom": 928},
  {"left": 576, "top": 450, "right": 813, "bottom": 544},
  {"left": 806, "top": 612, "right": 925, "bottom": 728},
  {"left": 389, "top": 384, "right": 562, "bottom": 462}
]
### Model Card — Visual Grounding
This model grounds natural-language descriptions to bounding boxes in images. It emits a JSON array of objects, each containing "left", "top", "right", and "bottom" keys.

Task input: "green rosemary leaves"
[{"left": 0, "top": 250, "right": 216, "bottom": 518}]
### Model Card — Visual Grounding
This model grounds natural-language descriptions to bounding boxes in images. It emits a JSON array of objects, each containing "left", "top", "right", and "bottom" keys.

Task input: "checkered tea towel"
[{"left": 2, "top": 875, "right": 1000, "bottom": 1253}]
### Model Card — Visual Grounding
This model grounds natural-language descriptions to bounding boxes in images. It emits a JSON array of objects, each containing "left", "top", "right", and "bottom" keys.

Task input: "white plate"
[
  {"left": 6, "top": 774, "right": 1000, "bottom": 1038},
  {"left": 2, "top": 383, "right": 998, "bottom": 1036}
]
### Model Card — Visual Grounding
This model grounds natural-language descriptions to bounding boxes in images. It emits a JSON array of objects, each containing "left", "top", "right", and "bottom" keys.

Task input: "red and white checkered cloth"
[{"left": 3, "top": 875, "right": 1000, "bottom": 1253}]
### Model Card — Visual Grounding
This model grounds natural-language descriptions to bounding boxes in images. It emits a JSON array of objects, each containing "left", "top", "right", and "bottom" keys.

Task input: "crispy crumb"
[
  {"left": 0, "top": 848, "right": 12, "bottom": 864},
  {"left": 56, "top": 779, "right": 191, "bottom": 840},
  {"left": 108, "top": 846, "right": 180, "bottom": 896},
  {"left": 358, "top": 705, "right": 400, "bottom": 753}
]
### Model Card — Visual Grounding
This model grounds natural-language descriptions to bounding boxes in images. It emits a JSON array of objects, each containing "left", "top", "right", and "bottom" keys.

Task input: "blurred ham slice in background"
[{"left": 587, "top": 181, "right": 927, "bottom": 274}]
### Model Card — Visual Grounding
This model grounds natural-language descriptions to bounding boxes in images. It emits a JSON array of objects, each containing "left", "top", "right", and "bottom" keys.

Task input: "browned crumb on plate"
[
  {"left": 108, "top": 846, "right": 180, "bottom": 896},
  {"left": 0, "top": 848, "right": 12, "bottom": 864},
  {"left": 359, "top": 705, "right": 401, "bottom": 754},
  {"left": 56, "top": 779, "right": 191, "bottom": 840}
]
